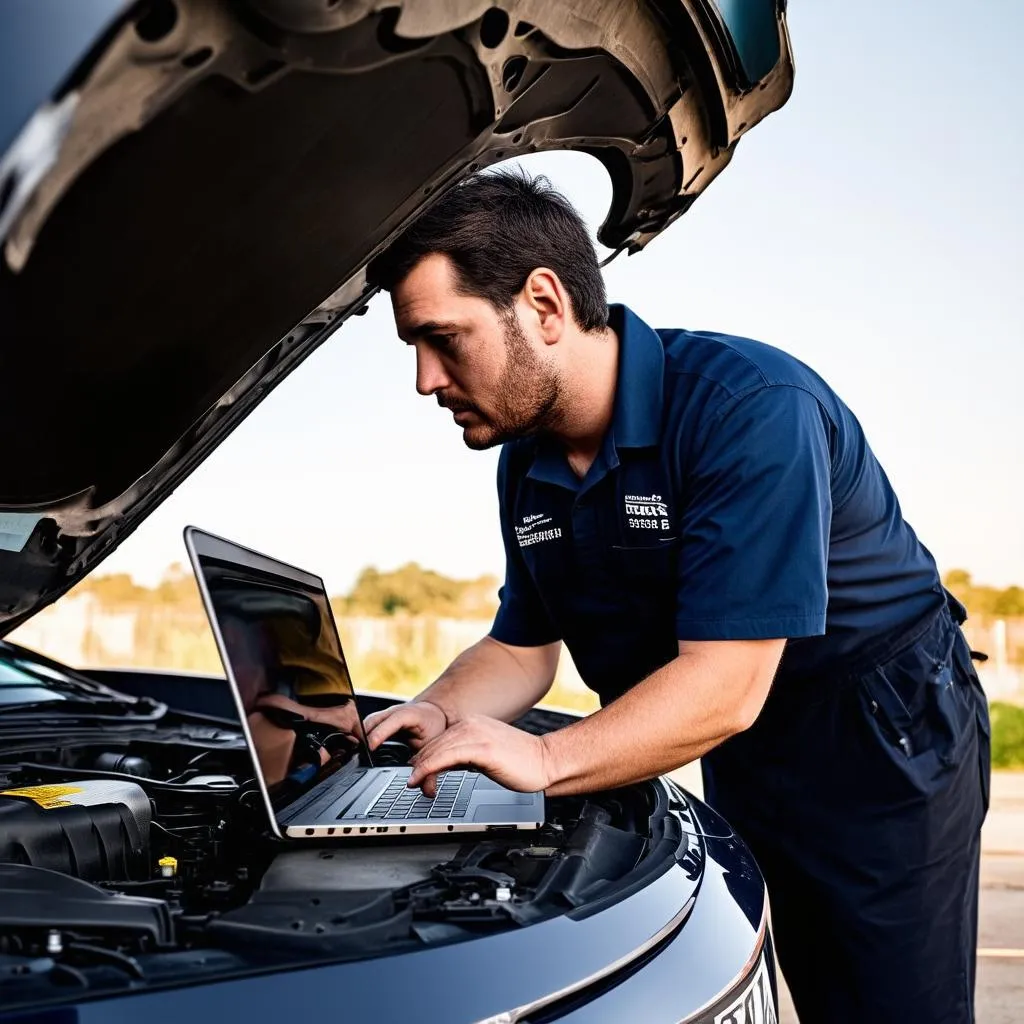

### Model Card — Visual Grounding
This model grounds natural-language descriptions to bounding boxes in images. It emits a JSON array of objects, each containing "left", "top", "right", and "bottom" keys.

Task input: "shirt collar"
[
  {"left": 527, "top": 436, "right": 581, "bottom": 490},
  {"left": 608, "top": 303, "right": 665, "bottom": 450},
  {"left": 525, "top": 304, "right": 665, "bottom": 489}
]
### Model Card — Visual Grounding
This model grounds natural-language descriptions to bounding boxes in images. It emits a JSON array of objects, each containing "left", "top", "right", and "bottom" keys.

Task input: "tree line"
[
  {"left": 71, "top": 562, "right": 500, "bottom": 619},
  {"left": 943, "top": 570, "right": 1024, "bottom": 618},
  {"left": 64, "top": 563, "right": 1024, "bottom": 621}
]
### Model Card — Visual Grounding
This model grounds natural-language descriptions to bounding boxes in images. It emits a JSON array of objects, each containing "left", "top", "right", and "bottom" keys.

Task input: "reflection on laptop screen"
[{"left": 187, "top": 529, "right": 371, "bottom": 811}]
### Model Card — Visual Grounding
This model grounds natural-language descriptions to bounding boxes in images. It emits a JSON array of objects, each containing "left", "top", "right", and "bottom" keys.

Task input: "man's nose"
[{"left": 415, "top": 344, "right": 451, "bottom": 396}]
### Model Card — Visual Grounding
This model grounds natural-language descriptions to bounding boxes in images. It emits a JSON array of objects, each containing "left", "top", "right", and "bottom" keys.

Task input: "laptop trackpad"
[{"left": 475, "top": 777, "right": 533, "bottom": 805}]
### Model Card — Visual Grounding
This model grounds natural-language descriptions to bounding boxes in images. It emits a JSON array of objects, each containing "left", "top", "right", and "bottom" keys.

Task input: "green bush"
[{"left": 990, "top": 701, "right": 1024, "bottom": 769}]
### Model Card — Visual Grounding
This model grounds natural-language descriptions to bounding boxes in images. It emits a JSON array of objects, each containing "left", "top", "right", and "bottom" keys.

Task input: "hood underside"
[{"left": 0, "top": 0, "right": 792, "bottom": 631}]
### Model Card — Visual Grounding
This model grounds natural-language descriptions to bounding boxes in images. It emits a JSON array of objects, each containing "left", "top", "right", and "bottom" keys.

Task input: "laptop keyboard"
[{"left": 365, "top": 770, "right": 477, "bottom": 820}]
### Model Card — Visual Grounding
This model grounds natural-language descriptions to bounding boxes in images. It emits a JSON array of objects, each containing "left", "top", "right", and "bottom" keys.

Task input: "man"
[{"left": 363, "top": 170, "right": 990, "bottom": 1023}]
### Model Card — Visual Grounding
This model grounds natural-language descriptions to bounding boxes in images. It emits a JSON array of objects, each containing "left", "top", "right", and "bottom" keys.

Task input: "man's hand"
[
  {"left": 407, "top": 715, "right": 552, "bottom": 797},
  {"left": 364, "top": 700, "right": 448, "bottom": 752}
]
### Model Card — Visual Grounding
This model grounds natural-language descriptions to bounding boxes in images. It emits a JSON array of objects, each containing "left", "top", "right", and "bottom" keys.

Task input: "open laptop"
[{"left": 184, "top": 526, "right": 545, "bottom": 839}]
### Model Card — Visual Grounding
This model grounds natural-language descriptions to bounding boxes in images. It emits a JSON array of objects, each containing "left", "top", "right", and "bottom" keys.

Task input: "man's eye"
[{"left": 429, "top": 334, "right": 457, "bottom": 350}]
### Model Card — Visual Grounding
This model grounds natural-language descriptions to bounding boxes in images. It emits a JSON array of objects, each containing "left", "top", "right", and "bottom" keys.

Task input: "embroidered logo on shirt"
[
  {"left": 624, "top": 493, "right": 671, "bottom": 532},
  {"left": 515, "top": 512, "right": 563, "bottom": 548}
]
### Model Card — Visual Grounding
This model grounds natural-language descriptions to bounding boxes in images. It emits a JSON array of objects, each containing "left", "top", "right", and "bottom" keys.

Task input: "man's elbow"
[
  {"left": 729, "top": 693, "right": 766, "bottom": 735},
  {"left": 726, "top": 668, "right": 776, "bottom": 735}
]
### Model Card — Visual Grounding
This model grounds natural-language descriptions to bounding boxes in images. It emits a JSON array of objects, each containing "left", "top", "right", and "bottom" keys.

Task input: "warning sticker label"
[{"left": 0, "top": 784, "right": 84, "bottom": 809}]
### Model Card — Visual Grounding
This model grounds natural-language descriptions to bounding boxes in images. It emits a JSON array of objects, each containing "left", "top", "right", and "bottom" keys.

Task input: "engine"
[{"left": 0, "top": 739, "right": 688, "bottom": 976}]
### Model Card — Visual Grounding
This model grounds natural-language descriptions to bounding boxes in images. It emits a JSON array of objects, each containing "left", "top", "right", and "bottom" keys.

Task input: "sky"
[{"left": 97, "top": 1, "right": 1023, "bottom": 597}]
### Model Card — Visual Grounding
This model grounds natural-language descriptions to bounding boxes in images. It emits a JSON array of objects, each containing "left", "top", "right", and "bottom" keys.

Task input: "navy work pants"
[{"left": 702, "top": 602, "right": 991, "bottom": 1023}]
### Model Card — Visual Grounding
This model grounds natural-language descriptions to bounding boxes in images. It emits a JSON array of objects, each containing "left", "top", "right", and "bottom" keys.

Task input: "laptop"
[{"left": 184, "top": 526, "right": 545, "bottom": 839}]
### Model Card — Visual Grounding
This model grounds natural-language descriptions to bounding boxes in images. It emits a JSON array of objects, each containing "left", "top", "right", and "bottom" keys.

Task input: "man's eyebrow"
[{"left": 399, "top": 320, "right": 460, "bottom": 342}]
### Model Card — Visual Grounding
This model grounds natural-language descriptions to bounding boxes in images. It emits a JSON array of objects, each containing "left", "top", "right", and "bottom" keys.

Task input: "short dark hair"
[{"left": 368, "top": 169, "right": 608, "bottom": 332}]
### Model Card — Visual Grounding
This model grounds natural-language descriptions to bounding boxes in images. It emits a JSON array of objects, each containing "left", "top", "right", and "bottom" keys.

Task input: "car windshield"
[
  {"left": 0, "top": 647, "right": 146, "bottom": 714},
  {"left": 0, "top": 656, "right": 66, "bottom": 705}
]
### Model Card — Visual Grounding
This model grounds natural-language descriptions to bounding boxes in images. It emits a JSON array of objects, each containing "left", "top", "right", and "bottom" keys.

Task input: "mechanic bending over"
[{"left": 362, "top": 171, "right": 989, "bottom": 1024}]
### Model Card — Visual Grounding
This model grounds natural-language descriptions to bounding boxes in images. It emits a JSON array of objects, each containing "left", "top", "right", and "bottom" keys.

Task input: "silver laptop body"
[{"left": 184, "top": 526, "right": 545, "bottom": 839}]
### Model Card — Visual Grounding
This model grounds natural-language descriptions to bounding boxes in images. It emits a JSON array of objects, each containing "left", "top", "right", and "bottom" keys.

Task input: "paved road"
[
  {"left": 973, "top": 773, "right": 1024, "bottom": 1024},
  {"left": 670, "top": 765, "right": 1024, "bottom": 1022}
]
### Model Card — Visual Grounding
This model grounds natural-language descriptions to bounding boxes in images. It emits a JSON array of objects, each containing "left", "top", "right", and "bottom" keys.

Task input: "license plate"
[{"left": 714, "top": 951, "right": 777, "bottom": 1024}]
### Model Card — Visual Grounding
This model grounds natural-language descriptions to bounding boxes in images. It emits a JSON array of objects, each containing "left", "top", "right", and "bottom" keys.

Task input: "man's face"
[{"left": 391, "top": 253, "right": 561, "bottom": 449}]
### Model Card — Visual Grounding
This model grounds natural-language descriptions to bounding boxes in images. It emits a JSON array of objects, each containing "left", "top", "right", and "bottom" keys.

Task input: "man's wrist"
[
  {"left": 538, "top": 730, "right": 570, "bottom": 793},
  {"left": 413, "top": 697, "right": 450, "bottom": 729}
]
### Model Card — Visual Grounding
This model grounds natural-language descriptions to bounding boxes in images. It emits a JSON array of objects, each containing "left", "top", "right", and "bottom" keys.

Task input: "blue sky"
[{"left": 99, "top": 1, "right": 1023, "bottom": 595}]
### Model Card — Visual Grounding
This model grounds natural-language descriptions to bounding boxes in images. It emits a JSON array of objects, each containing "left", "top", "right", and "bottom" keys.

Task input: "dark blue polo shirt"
[{"left": 490, "top": 304, "right": 945, "bottom": 704}]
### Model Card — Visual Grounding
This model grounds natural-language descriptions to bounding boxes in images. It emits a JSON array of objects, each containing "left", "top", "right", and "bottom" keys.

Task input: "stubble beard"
[{"left": 460, "top": 310, "right": 563, "bottom": 451}]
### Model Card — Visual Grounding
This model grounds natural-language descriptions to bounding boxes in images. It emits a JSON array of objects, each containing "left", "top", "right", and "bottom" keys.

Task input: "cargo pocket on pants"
[{"left": 861, "top": 617, "right": 973, "bottom": 775}]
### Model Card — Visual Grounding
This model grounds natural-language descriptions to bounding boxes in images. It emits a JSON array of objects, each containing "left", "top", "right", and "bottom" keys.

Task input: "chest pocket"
[
  {"left": 612, "top": 450, "right": 680, "bottom": 614},
  {"left": 612, "top": 538, "right": 680, "bottom": 598}
]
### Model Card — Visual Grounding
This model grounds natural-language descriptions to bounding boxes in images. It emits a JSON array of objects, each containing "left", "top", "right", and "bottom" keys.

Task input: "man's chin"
[
  {"left": 460, "top": 416, "right": 546, "bottom": 450},
  {"left": 461, "top": 424, "right": 502, "bottom": 451}
]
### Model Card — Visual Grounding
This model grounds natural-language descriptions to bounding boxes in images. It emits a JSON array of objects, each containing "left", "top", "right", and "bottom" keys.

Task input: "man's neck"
[{"left": 551, "top": 324, "right": 619, "bottom": 478}]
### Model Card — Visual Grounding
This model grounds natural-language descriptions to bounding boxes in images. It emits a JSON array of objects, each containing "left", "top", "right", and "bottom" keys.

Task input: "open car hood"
[{"left": 0, "top": 0, "right": 792, "bottom": 632}]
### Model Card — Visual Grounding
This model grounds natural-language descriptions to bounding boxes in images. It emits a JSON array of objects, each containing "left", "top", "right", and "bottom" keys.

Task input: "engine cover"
[{"left": 0, "top": 779, "right": 152, "bottom": 881}]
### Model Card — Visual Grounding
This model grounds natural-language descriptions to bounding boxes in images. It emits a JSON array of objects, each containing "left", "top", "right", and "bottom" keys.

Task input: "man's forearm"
[
  {"left": 540, "top": 639, "right": 784, "bottom": 796},
  {"left": 415, "top": 635, "right": 559, "bottom": 725}
]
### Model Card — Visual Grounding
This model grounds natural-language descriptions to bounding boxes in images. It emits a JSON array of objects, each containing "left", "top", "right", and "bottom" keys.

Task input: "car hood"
[{"left": 0, "top": 0, "right": 792, "bottom": 632}]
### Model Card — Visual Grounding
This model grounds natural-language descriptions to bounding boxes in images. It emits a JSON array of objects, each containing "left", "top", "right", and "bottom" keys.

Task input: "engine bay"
[{"left": 0, "top": 720, "right": 701, "bottom": 1008}]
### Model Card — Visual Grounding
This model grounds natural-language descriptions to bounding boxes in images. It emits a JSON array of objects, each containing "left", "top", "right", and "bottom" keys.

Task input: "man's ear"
[{"left": 523, "top": 268, "right": 568, "bottom": 345}]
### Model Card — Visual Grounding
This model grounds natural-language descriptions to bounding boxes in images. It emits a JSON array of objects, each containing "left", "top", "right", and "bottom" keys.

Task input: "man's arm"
[
  {"left": 364, "top": 636, "right": 559, "bottom": 750},
  {"left": 540, "top": 637, "right": 784, "bottom": 794},
  {"left": 406, "top": 637, "right": 785, "bottom": 796},
  {"left": 418, "top": 636, "right": 560, "bottom": 725}
]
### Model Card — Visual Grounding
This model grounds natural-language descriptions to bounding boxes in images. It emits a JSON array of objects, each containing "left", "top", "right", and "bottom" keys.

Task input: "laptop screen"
[{"left": 185, "top": 528, "right": 372, "bottom": 814}]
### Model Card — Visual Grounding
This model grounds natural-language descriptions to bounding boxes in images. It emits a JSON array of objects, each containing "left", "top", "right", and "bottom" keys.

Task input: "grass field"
[{"left": 991, "top": 701, "right": 1024, "bottom": 769}]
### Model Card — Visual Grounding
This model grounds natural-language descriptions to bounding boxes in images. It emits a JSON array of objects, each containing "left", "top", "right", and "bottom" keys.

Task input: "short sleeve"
[
  {"left": 489, "top": 445, "right": 562, "bottom": 647},
  {"left": 675, "top": 385, "right": 832, "bottom": 641}
]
